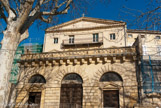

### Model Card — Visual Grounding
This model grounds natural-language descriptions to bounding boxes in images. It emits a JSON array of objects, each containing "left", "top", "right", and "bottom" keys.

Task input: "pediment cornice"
[{"left": 46, "top": 17, "right": 126, "bottom": 32}]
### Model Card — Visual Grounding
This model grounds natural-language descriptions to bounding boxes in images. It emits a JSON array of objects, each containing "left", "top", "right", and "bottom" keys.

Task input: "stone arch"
[
  {"left": 60, "top": 73, "right": 83, "bottom": 107},
  {"left": 23, "top": 67, "right": 53, "bottom": 84},
  {"left": 100, "top": 72, "right": 123, "bottom": 82},
  {"left": 62, "top": 73, "right": 83, "bottom": 84},
  {"left": 95, "top": 65, "right": 125, "bottom": 108},
  {"left": 54, "top": 66, "right": 89, "bottom": 85},
  {"left": 29, "top": 74, "right": 46, "bottom": 83},
  {"left": 93, "top": 64, "right": 126, "bottom": 82}
]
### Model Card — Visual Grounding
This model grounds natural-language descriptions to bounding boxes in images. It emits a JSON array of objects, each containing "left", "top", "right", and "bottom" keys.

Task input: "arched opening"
[
  {"left": 100, "top": 72, "right": 123, "bottom": 82},
  {"left": 100, "top": 72, "right": 123, "bottom": 108},
  {"left": 60, "top": 73, "right": 83, "bottom": 108},
  {"left": 28, "top": 74, "right": 46, "bottom": 108},
  {"left": 29, "top": 74, "right": 46, "bottom": 83},
  {"left": 62, "top": 73, "right": 83, "bottom": 84}
]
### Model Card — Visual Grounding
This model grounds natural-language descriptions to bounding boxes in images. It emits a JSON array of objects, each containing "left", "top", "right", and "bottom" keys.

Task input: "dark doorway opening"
[
  {"left": 28, "top": 92, "right": 41, "bottom": 108},
  {"left": 60, "top": 73, "right": 83, "bottom": 108},
  {"left": 103, "top": 90, "right": 119, "bottom": 108}
]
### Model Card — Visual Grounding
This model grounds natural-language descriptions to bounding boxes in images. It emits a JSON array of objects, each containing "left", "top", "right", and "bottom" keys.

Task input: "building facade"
[
  {"left": 127, "top": 30, "right": 161, "bottom": 107},
  {"left": 15, "top": 17, "right": 161, "bottom": 108}
]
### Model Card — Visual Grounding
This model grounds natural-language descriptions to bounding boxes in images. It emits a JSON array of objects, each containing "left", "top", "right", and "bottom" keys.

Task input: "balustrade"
[{"left": 62, "top": 36, "right": 103, "bottom": 45}]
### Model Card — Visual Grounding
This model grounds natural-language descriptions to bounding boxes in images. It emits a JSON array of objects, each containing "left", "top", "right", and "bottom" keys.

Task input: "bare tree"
[
  {"left": 121, "top": 0, "right": 161, "bottom": 31},
  {"left": 0, "top": 0, "right": 111, "bottom": 107}
]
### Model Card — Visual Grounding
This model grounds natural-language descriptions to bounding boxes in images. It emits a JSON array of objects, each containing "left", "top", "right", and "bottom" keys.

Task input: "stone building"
[
  {"left": 15, "top": 17, "right": 161, "bottom": 108},
  {"left": 127, "top": 30, "right": 161, "bottom": 107}
]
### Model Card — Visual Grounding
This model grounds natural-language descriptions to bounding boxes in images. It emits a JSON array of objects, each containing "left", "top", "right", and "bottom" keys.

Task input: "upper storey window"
[
  {"left": 69, "top": 35, "right": 74, "bottom": 44},
  {"left": 110, "top": 33, "right": 115, "bottom": 40},
  {"left": 141, "top": 35, "right": 145, "bottom": 38},
  {"left": 93, "top": 33, "right": 99, "bottom": 42},
  {"left": 128, "top": 34, "right": 133, "bottom": 38},
  {"left": 155, "top": 36, "right": 160, "bottom": 39},
  {"left": 54, "top": 38, "right": 58, "bottom": 44}
]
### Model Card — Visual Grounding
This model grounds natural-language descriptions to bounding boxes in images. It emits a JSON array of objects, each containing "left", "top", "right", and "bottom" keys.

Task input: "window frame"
[
  {"left": 93, "top": 33, "right": 99, "bottom": 42},
  {"left": 54, "top": 38, "right": 58, "bottom": 44},
  {"left": 29, "top": 74, "right": 46, "bottom": 83},
  {"left": 110, "top": 33, "right": 116, "bottom": 40},
  {"left": 155, "top": 36, "right": 160, "bottom": 39},
  {"left": 69, "top": 35, "right": 74, "bottom": 44},
  {"left": 157, "top": 45, "right": 161, "bottom": 56},
  {"left": 141, "top": 35, "right": 145, "bottom": 38},
  {"left": 100, "top": 72, "right": 123, "bottom": 82},
  {"left": 128, "top": 34, "right": 133, "bottom": 38},
  {"left": 142, "top": 45, "right": 147, "bottom": 55}
]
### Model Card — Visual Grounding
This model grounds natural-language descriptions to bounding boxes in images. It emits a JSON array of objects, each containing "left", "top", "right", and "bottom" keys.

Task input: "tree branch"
[
  {"left": 39, "top": 15, "right": 51, "bottom": 23},
  {"left": 19, "top": 29, "right": 29, "bottom": 42},
  {"left": 16, "top": 0, "right": 35, "bottom": 32},
  {"left": 0, "top": 0, "right": 10, "bottom": 14},
  {"left": 13, "top": 0, "right": 20, "bottom": 14},
  {"left": 29, "top": 0, "right": 45, "bottom": 16},
  {"left": 0, "top": 3, "right": 7, "bottom": 23},
  {"left": 42, "top": 0, "right": 72, "bottom": 16},
  {"left": 19, "top": 0, "right": 46, "bottom": 33},
  {"left": 0, "top": 0, "right": 17, "bottom": 21},
  {"left": 20, "top": 12, "right": 41, "bottom": 34}
]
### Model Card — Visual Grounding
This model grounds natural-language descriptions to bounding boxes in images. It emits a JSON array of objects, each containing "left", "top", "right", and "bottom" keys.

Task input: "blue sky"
[{"left": 0, "top": 0, "right": 149, "bottom": 44}]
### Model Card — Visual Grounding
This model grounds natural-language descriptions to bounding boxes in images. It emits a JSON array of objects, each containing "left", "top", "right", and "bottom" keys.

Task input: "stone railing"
[
  {"left": 62, "top": 36, "right": 103, "bottom": 45},
  {"left": 20, "top": 47, "right": 136, "bottom": 61}
]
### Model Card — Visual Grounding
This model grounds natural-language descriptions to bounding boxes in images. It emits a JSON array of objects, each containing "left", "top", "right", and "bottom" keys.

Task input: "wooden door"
[
  {"left": 103, "top": 90, "right": 119, "bottom": 108},
  {"left": 60, "top": 84, "right": 82, "bottom": 108},
  {"left": 28, "top": 92, "right": 41, "bottom": 108}
]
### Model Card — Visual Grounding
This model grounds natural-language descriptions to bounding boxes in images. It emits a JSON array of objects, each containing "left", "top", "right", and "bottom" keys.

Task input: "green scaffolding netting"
[{"left": 9, "top": 44, "right": 43, "bottom": 83}]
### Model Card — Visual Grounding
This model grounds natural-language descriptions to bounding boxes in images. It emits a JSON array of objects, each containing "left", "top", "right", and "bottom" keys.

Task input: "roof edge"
[
  {"left": 127, "top": 29, "right": 161, "bottom": 34},
  {"left": 45, "top": 17, "right": 126, "bottom": 31}
]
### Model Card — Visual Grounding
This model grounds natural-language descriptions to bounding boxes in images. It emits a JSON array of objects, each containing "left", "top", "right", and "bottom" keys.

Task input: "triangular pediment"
[
  {"left": 99, "top": 82, "right": 122, "bottom": 89},
  {"left": 46, "top": 17, "right": 125, "bottom": 32},
  {"left": 104, "top": 83, "right": 121, "bottom": 89}
]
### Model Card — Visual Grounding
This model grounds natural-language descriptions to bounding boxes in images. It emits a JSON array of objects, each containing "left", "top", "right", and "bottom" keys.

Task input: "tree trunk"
[{"left": 0, "top": 30, "right": 20, "bottom": 108}]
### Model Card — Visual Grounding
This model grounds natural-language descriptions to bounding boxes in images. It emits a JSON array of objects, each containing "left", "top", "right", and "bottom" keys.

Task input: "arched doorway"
[
  {"left": 60, "top": 73, "right": 83, "bottom": 108},
  {"left": 100, "top": 72, "right": 123, "bottom": 108},
  {"left": 28, "top": 74, "right": 46, "bottom": 108}
]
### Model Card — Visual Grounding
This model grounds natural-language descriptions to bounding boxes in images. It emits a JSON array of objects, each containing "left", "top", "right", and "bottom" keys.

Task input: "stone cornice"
[
  {"left": 19, "top": 47, "right": 137, "bottom": 67},
  {"left": 45, "top": 17, "right": 126, "bottom": 32},
  {"left": 127, "top": 29, "right": 161, "bottom": 35},
  {"left": 46, "top": 24, "right": 125, "bottom": 33}
]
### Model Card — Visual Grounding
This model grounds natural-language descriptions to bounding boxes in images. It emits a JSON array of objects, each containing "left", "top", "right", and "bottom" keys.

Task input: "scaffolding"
[
  {"left": 10, "top": 43, "right": 43, "bottom": 83},
  {"left": 0, "top": 37, "right": 44, "bottom": 83},
  {"left": 141, "top": 55, "right": 161, "bottom": 93}
]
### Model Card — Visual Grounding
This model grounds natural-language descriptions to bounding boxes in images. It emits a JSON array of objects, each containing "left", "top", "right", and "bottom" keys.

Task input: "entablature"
[{"left": 19, "top": 47, "right": 137, "bottom": 67}]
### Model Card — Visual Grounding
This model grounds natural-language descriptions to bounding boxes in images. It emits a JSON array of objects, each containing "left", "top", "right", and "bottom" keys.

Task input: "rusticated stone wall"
[{"left": 15, "top": 58, "right": 138, "bottom": 108}]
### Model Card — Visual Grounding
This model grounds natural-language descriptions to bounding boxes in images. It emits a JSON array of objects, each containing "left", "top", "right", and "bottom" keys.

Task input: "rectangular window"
[
  {"left": 128, "top": 34, "right": 133, "bottom": 38},
  {"left": 141, "top": 35, "right": 145, "bottom": 38},
  {"left": 110, "top": 33, "right": 115, "bottom": 40},
  {"left": 93, "top": 33, "right": 99, "bottom": 42},
  {"left": 69, "top": 35, "right": 74, "bottom": 44},
  {"left": 155, "top": 36, "right": 160, "bottom": 39},
  {"left": 157, "top": 46, "right": 161, "bottom": 56},
  {"left": 103, "top": 90, "right": 119, "bottom": 108},
  {"left": 142, "top": 45, "right": 147, "bottom": 55},
  {"left": 54, "top": 38, "right": 58, "bottom": 44},
  {"left": 28, "top": 92, "right": 41, "bottom": 108}
]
